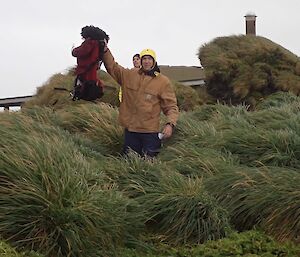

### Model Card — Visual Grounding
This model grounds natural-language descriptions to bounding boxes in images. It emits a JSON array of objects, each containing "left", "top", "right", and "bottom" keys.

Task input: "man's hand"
[{"left": 161, "top": 124, "right": 174, "bottom": 139}]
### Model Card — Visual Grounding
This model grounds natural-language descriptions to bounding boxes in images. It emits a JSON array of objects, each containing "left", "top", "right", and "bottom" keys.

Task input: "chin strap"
[{"left": 143, "top": 62, "right": 160, "bottom": 77}]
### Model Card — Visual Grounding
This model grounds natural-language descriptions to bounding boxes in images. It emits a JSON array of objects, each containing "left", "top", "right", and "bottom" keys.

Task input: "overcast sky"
[{"left": 0, "top": 0, "right": 299, "bottom": 98}]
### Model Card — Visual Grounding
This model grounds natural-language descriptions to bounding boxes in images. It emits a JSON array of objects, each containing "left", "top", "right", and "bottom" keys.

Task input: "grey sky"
[{"left": 0, "top": 0, "right": 299, "bottom": 98}]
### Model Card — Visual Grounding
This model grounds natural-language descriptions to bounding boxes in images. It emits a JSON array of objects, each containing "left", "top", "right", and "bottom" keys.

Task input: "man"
[
  {"left": 132, "top": 53, "right": 141, "bottom": 68},
  {"left": 103, "top": 44, "right": 179, "bottom": 157}
]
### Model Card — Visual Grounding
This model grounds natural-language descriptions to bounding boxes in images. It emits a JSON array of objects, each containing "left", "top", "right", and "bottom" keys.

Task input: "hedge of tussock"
[
  {"left": 1, "top": 91, "right": 300, "bottom": 256},
  {"left": 198, "top": 35, "right": 300, "bottom": 106},
  {"left": 139, "top": 171, "right": 230, "bottom": 244}
]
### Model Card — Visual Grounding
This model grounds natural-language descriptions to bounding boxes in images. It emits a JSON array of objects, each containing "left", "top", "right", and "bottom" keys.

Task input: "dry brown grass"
[{"left": 198, "top": 35, "right": 300, "bottom": 106}]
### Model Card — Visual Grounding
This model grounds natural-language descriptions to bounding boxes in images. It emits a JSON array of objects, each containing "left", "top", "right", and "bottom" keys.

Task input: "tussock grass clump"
[
  {"left": 184, "top": 102, "right": 249, "bottom": 122},
  {"left": 173, "top": 116, "right": 219, "bottom": 148},
  {"left": 23, "top": 103, "right": 124, "bottom": 155},
  {"left": 174, "top": 97, "right": 300, "bottom": 169},
  {"left": 199, "top": 35, "right": 300, "bottom": 106},
  {"left": 101, "top": 155, "right": 230, "bottom": 245},
  {"left": 159, "top": 143, "right": 236, "bottom": 177},
  {"left": 22, "top": 106, "right": 62, "bottom": 127},
  {"left": 57, "top": 103, "right": 123, "bottom": 154},
  {"left": 248, "top": 105, "right": 300, "bottom": 135},
  {"left": 172, "top": 81, "right": 204, "bottom": 111},
  {"left": 2, "top": 108, "right": 108, "bottom": 159},
  {"left": 140, "top": 172, "right": 230, "bottom": 244},
  {"left": 0, "top": 114, "right": 144, "bottom": 257},
  {"left": 255, "top": 91, "right": 300, "bottom": 110},
  {"left": 221, "top": 126, "right": 300, "bottom": 168},
  {"left": 205, "top": 167, "right": 300, "bottom": 242},
  {"left": 24, "top": 73, "right": 75, "bottom": 109},
  {"left": 175, "top": 103, "right": 250, "bottom": 144},
  {"left": 247, "top": 106, "right": 296, "bottom": 130},
  {"left": 101, "top": 154, "right": 166, "bottom": 198}
]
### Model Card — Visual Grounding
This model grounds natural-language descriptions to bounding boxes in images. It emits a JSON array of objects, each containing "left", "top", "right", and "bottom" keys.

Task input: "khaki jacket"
[{"left": 103, "top": 50, "right": 179, "bottom": 133}]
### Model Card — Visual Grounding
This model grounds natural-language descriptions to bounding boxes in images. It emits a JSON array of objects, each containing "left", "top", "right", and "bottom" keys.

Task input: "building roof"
[
  {"left": 0, "top": 95, "right": 33, "bottom": 107},
  {"left": 159, "top": 65, "right": 205, "bottom": 82}
]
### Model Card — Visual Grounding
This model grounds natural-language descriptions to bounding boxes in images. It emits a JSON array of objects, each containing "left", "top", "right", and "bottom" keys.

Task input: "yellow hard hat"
[{"left": 140, "top": 49, "right": 156, "bottom": 62}]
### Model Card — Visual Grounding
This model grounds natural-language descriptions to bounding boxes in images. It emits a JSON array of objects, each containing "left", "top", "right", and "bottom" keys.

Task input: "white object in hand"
[{"left": 158, "top": 133, "right": 164, "bottom": 140}]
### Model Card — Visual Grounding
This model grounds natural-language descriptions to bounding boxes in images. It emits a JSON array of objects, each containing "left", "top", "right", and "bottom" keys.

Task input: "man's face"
[
  {"left": 141, "top": 56, "right": 154, "bottom": 71},
  {"left": 133, "top": 57, "right": 141, "bottom": 68}
]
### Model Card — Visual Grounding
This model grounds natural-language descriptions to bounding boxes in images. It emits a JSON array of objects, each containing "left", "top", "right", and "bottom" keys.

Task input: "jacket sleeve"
[
  {"left": 160, "top": 80, "right": 179, "bottom": 126},
  {"left": 102, "top": 49, "right": 126, "bottom": 86},
  {"left": 72, "top": 40, "right": 94, "bottom": 57}
]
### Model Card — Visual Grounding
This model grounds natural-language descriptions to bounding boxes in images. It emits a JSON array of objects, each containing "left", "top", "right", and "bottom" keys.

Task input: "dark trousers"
[{"left": 123, "top": 129, "right": 161, "bottom": 157}]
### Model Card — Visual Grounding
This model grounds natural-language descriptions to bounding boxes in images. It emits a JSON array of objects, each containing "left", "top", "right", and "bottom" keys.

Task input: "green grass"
[
  {"left": 205, "top": 166, "right": 300, "bottom": 242},
  {"left": 1, "top": 91, "right": 300, "bottom": 255},
  {"left": 139, "top": 171, "right": 230, "bottom": 244}
]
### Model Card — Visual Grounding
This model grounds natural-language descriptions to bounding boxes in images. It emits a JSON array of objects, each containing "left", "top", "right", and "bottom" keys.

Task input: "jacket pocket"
[
  {"left": 144, "top": 88, "right": 159, "bottom": 104},
  {"left": 141, "top": 91, "right": 159, "bottom": 121}
]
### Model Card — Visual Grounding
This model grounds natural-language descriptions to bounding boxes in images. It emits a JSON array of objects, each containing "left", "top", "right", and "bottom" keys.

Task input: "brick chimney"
[{"left": 244, "top": 13, "right": 257, "bottom": 35}]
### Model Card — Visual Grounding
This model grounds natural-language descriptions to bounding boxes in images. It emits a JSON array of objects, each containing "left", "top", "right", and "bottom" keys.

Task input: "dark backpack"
[{"left": 72, "top": 76, "right": 103, "bottom": 101}]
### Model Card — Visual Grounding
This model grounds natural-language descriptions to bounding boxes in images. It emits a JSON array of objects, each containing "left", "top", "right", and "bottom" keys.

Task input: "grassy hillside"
[{"left": 1, "top": 91, "right": 300, "bottom": 256}]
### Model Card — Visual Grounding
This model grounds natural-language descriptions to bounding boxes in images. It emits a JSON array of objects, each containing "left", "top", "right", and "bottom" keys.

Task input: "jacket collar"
[{"left": 139, "top": 62, "right": 160, "bottom": 77}]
